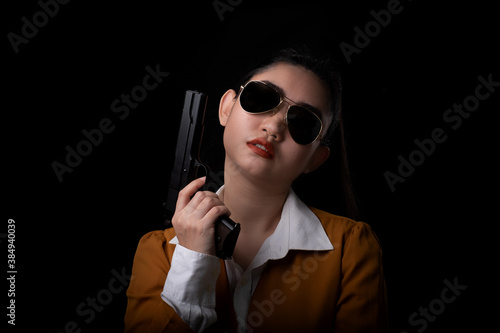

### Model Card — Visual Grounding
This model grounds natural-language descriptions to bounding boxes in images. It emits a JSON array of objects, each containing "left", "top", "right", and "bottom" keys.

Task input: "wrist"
[{"left": 177, "top": 237, "right": 216, "bottom": 257}]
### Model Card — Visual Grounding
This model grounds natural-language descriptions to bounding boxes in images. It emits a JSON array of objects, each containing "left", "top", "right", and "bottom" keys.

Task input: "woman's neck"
[{"left": 221, "top": 163, "right": 290, "bottom": 236}]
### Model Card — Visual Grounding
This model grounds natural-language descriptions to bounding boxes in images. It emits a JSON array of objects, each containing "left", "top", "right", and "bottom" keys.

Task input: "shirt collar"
[
  {"left": 169, "top": 185, "right": 334, "bottom": 258},
  {"left": 283, "top": 188, "right": 334, "bottom": 251}
]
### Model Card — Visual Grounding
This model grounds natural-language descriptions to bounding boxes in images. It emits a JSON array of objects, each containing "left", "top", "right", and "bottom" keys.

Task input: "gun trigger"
[{"left": 193, "top": 160, "right": 209, "bottom": 186}]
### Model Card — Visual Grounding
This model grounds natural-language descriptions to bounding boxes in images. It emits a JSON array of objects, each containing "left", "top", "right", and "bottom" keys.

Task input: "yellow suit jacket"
[{"left": 125, "top": 208, "right": 388, "bottom": 332}]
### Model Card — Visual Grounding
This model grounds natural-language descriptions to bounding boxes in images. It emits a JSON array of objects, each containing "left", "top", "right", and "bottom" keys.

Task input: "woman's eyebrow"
[
  {"left": 261, "top": 80, "right": 286, "bottom": 96},
  {"left": 261, "top": 80, "right": 324, "bottom": 119}
]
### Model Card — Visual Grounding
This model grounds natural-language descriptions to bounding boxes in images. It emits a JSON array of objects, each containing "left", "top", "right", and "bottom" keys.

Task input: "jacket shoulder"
[
  {"left": 309, "top": 207, "right": 382, "bottom": 249},
  {"left": 309, "top": 207, "right": 358, "bottom": 231},
  {"left": 133, "top": 228, "right": 178, "bottom": 264}
]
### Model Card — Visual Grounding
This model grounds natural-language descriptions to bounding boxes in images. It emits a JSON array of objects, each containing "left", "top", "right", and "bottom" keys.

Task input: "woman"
[{"left": 125, "top": 48, "right": 388, "bottom": 332}]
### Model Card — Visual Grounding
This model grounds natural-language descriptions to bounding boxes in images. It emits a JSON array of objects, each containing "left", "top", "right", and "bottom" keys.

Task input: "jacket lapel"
[{"left": 211, "top": 260, "right": 238, "bottom": 332}]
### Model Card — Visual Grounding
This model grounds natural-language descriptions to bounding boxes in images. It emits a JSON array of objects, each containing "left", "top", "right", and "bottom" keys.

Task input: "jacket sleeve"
[
  {"left": 124, "top": 230, "right": 194, "bottom": 333},
  {"left": 333, "top": 222, "right": 389, "bottom": 333}
]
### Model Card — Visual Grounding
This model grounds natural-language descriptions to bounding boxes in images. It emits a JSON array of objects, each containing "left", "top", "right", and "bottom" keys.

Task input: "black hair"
[
  {"left": 235, "top": 47, "right": 359, "bottom": 219},
  {"left": 235, "top": 47, "right": 342, "bottom": 146}
]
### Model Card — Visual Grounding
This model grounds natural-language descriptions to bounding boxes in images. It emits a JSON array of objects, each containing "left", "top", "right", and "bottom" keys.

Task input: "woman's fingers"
[
  {"left": 175, "top": 176, "right": 206, "bottom": 211},
  {"left": 171, "top": 176, "right": 230, "bottom": 255}
]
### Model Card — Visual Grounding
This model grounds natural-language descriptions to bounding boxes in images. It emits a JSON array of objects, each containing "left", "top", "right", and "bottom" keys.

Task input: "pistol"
[{"left": 163, "top": 90, "right": 240, "bottom": 260}]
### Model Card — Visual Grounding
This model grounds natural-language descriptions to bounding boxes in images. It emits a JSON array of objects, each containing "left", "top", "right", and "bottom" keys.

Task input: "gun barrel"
[
  {"left": 164, "top": 91, "right": 207, "bottom": 224},
  {"left": 162, "top": 89, "right": 240, "bottom": 259}
]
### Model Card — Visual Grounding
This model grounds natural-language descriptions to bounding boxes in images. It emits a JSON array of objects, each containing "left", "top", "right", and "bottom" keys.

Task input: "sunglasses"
[{"left": 238, "top": 80, "right": 324, "bottom": 145}]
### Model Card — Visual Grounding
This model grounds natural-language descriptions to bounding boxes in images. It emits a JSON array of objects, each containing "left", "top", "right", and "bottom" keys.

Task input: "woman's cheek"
[
  {"left": 278, "top": 143, "right": 307, "bottom": 175},
  {"left": 223, "top": 112, "right": 249, "bottom": 158}
]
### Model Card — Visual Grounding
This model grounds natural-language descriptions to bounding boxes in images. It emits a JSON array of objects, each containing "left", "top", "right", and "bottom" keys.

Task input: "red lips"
[{"left": 247, "top": 138, "right": 275, "bottom": 159}]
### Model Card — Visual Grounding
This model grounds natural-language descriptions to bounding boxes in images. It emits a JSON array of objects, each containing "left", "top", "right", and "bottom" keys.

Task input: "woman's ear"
[
  {"left": 303, "top": 145, "right": 330, "bottom": 174},
  {"left": 219, "top": 89, "right": 237, "bottom": 126}
]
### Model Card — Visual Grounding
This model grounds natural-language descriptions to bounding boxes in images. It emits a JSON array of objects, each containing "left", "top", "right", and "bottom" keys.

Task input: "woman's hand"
[{"left": 172, "top": 177, "right": 231, "bottom": 256}]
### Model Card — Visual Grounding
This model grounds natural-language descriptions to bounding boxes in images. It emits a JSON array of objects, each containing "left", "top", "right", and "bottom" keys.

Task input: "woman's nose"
[{"left": 259, "top": 107, "right": 287, "bottom": 141}]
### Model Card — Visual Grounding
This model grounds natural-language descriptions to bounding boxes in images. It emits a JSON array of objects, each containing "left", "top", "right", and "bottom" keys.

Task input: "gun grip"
[{"left": 214, "top": 215, "right": 240, "bottom": 260}]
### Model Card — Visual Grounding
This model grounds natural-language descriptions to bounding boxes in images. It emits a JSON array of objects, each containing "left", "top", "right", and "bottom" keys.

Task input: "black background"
[{"left": 4, "top": 0, "right": 498, "bottom": 332}]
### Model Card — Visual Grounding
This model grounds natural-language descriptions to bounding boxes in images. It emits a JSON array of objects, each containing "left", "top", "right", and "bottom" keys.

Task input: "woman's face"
[{"left": 219, "top": 62, "right": 332, "bottom": 189}]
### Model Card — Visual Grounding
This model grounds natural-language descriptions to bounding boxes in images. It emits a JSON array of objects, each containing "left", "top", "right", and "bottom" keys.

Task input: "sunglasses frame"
[{"left": 238, "top": 80, "right": 324, "bottom": 145}]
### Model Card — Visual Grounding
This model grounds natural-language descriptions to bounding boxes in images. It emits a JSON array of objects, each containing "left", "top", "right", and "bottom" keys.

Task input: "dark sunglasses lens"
[
  {"left": 287, "top": 106, "right": 322, "bottom": 145},
  {"left": 240, "top": 81, "right": 281, "bottom": 113}
]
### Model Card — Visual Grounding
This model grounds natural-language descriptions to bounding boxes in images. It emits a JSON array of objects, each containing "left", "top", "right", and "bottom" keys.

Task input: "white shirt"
[{"left": 161, "top": 186, "right": 334, "bottom": 333}]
